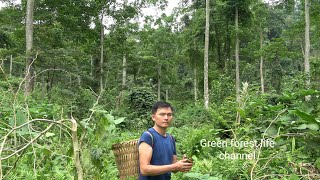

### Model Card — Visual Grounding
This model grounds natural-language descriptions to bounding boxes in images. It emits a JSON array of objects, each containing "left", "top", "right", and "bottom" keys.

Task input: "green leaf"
[
  {"left": 306, "top": 123, "right": 319, "bottom": 131},
  {"left": 295, "top": 124, "right": 308, "bottom": 130},
  {"left": 297, "top": 89, "right": 319, "bottom": 97},
  {"left": 236, "top": 108, "right": 246, "bottom": 118},
  {"left": 106, "top": 113, "right": 114, "bottom": 122},
  {"left": 264, "top": 126, "right": 278, "bottom": 136},
  {"left": 17, "top": 130, "right": 38, "bottom": 136},
  {"left": 114, "top": 117, "right": 126, "bottom": 125},
  {"left": 207, "top": 177, "right": 220, "bottom": 180},
  {"left": 279, "top": 115, "right": 291, "bottom": 122},
  {"left": 288, "top": 174, "right": 299, "bottom": 180},
  {"left": 184, "top": 172, "right": 202, "bottom": 178},
  {"left": 294, "top": 123, "right": 319, "bottom": 131},
  {"left": 201, "top": 174, "right": 210, "bottom": 178},
  {"left": 291, "top": 137, "right": 295, "bottom": 153},
  {"left": 45, "top": 132, "right": 55, "bottom": 137},
  {"left": 315, "top": 158, "right": 320, "bottom": 170},
  {"left": 16, "top": 110, "right": 27, "bottom": 126},
  {"left": 289, "top": 110, "right": 318, "bottom": 124}
]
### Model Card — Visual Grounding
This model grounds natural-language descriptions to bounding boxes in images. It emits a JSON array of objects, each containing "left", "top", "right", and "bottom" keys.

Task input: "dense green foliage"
[{"left": 0, "top": 0, "right": 319, "bottom": 179}]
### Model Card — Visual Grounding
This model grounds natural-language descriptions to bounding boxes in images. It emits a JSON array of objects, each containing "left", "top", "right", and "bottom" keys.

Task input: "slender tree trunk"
[
  {"left": 260, "top": 25, "right": 265, "bottom": 93},
  {"left": 116, "top": 54, "right": 127, "bottom": 109},
  {"left": 214, "top": 23, "right": 224, "bottom": 71},
  {"left": 100, "top": 13, "right": 104, "bottom": 93},
  {"left": 157, "top": 65, "right": 161, "bottom": 101},
  {"left": 194, "top": 67, "right": 198, "bottom": 104},
  {"left": 224, "top": 20, "right": 231, "bottom": 64},
  {"left": 77, "top": 76, "right": 81, "bottom": 86},
  {"left": 122, "top": 0, "right": 128, "bottom": 90},
  {"left": 9, "top": 55, "right": 12, "bottom": 77},
  {"left": 165, "top": 89, "right": 168, "bottom": 102},
  {"left": 235, "top": 6, "right": 241, "bottom": 124},
  {"left": 48, "top": 66, "right": 55, "bottom": 92},
  {"left": 41, "top": 74, "right": 45, "bottom": 99},
  {"left": 116, "top": 0, "right": 129, "bottom": 108},
  {"left": 204, "top": 0, "right": 210, "bottom": 109},
  {"left": 90, "top": 55, "right": 93, "bottom": 76},
  {"left": 122, "top": 54, "right": 127, "bottom": 88},
  {"left": 304, "top": 0, "right": 311, "bottom": 101},
  {"left": 25, "top": 0, "right": 35, "bottom": 96},
  {"left": 33, "top": 70, "right": 37, "bottom": 91},
  {"left": 235, "top": 6, "right": 240, "bottom": 103}
]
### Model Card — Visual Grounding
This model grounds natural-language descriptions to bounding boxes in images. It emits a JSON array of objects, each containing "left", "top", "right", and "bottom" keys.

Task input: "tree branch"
[{"left": 1, "top": 123, "right": 54, "bottom": 161}]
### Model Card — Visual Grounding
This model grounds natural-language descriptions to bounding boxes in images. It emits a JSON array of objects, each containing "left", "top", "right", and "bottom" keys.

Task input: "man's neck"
[{"left": 153, "top": 125, "right": 167, "bottom": 136}]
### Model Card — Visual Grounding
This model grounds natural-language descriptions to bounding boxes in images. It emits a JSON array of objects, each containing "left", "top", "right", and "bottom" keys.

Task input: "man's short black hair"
[{"left": 152, "top": 101, "right": 174, "bottom": 114}]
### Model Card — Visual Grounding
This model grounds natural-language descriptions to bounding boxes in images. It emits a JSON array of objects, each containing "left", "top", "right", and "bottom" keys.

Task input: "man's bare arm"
[
  {"left": 139, "top": 142, "right": 192, "bottom": 176},
  {"left": 172, "top": 155, "right": 178, "bottom": 173}
]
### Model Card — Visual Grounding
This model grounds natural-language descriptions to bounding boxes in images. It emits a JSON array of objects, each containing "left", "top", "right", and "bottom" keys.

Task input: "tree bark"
[
  {"left": 122, "top": 0, "right": 128, "bottom": 90},
  {"left": 204, "top": 0, "right": 210, "bottom": 109},
  {"left": 235, "top": 6, "right": 240, "bottom": 103},
  {"left": 157, "top": 65, "right": 161, "bottom": 101},
  {"left": 214, "top": 23, "right": 224, "bottom": 71},
  {"left": 194, "top": 67, "right": 198, "bottom": 104},
  {"left": 165, "top": 89, "right": 168, "bottom": 102},
  {"left": 304, "top": 0, "right": 311, "bottom": 101},
  {"left": 90, "top": 55, "right": 93, "bottom": 76},
  {"left": 9, "top": 55, "right": 12, "bottom": 78},
  {"left": 41, "top": 74, "right": 45, "bottom": 99},
  {"left": 122, "top": 54, "right": 127, "bottom": 88},
  {"left": 25, "top": 0, "right": 35, "bottom": 96},
  {"left": 260, "top": 25, "right": 265, "bottom": 93},
  {"left": 70, "top": 118, "right": 83, "bottom": 180},
  {"left": 235, "top": 6, "right": 241, "bottom": 124},
  {"left": 224, "top": 20, "right": 231, "bottom": 63},
  {"left": 100, "top": 13, "right": 104, "bottom": 93}
]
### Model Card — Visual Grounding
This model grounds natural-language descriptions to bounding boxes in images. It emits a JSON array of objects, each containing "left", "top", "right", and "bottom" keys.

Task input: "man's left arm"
[{"left": 172, "top": 155, "right": 178, "bottom": 173}]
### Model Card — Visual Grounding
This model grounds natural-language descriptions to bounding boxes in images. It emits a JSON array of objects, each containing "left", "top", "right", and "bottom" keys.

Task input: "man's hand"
[{"left": 173, "top": 158, "right": 193, "bottom": 172}]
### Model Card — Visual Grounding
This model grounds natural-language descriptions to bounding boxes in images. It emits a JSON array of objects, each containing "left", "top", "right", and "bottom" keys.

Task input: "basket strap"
[
  {"left": 145, "top": 130, "right": 154, "bottom": 148},
  {"left": 144, "top": 131, "right": 174, "bottom": 149},
  {"left": 169, "top": 134, "right": 174, "bottom": 142}
]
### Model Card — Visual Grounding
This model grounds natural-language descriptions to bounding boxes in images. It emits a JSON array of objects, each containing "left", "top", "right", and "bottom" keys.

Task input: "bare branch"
[
  {"left": 1, "top": 123, "right": 54, "bottom": 160},
  {"left": 250, "top": 109, "right": 287, "bottom": 180},
  {"left": 30, "top": 68, "right": 81, "bottom": 81}
]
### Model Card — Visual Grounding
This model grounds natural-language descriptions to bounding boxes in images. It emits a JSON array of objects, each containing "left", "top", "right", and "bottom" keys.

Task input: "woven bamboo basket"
[{"left": 112, "top": 139, "right": 139, "bottom": 180}]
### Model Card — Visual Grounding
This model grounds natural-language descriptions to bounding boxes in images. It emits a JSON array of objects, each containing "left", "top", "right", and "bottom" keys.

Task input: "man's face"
[{"left": 152, "top": 107, "right": 173, "bottom": 128}]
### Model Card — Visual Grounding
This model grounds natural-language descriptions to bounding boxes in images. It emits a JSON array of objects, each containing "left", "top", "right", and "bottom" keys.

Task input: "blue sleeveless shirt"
[{"left": 138, "top": 128, "right": 176, "bottom": 180}]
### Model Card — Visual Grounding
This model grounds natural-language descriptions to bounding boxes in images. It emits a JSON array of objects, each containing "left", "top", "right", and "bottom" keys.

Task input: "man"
[{"left": 138, "top": 101, "right": 193, "bottom": 180}]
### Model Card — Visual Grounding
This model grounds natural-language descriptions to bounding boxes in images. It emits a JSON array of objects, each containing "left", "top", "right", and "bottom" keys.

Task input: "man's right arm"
[{"left": 139, "top": 142, "right": 192, "bottom": 176}]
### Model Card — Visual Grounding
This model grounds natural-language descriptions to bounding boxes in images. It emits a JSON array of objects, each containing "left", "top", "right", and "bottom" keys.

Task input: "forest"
[{"left": 0, "top": 0, "right": 320, "bottom": 179}]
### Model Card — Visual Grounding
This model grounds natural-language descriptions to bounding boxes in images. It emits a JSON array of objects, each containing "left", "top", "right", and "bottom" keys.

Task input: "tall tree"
[
  {"left": 180, "top": 7, "right": 205, "bottom": 104},
  {"left": 260, "top": 24, "right": 265, "bottom": 93},
  {"left": 304, "top": 0, "right": 310, "bottom": 101},
  {"left": 100, "top": 12, "right": 104, "bottom": 93},
  {"left": 204, "top": 0, "right": 210, "bottom": 109},
  {"left": 235, "top": 5, "right": 241, "bottom": 123},
  {"left": 252, "top": 1, "right": 268, "bottom": 93},
  {"left": 122, "top": 0, "right": 128, "bottom": 91},
  {"left": 235, "top": 5, "right": 240, "bottom": 103},
  {"left": 222, "top": 0, "right": 253, "bottom": 123},
  {"left": 25, "top": 0, "right": 35, "bottom": 96}
]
